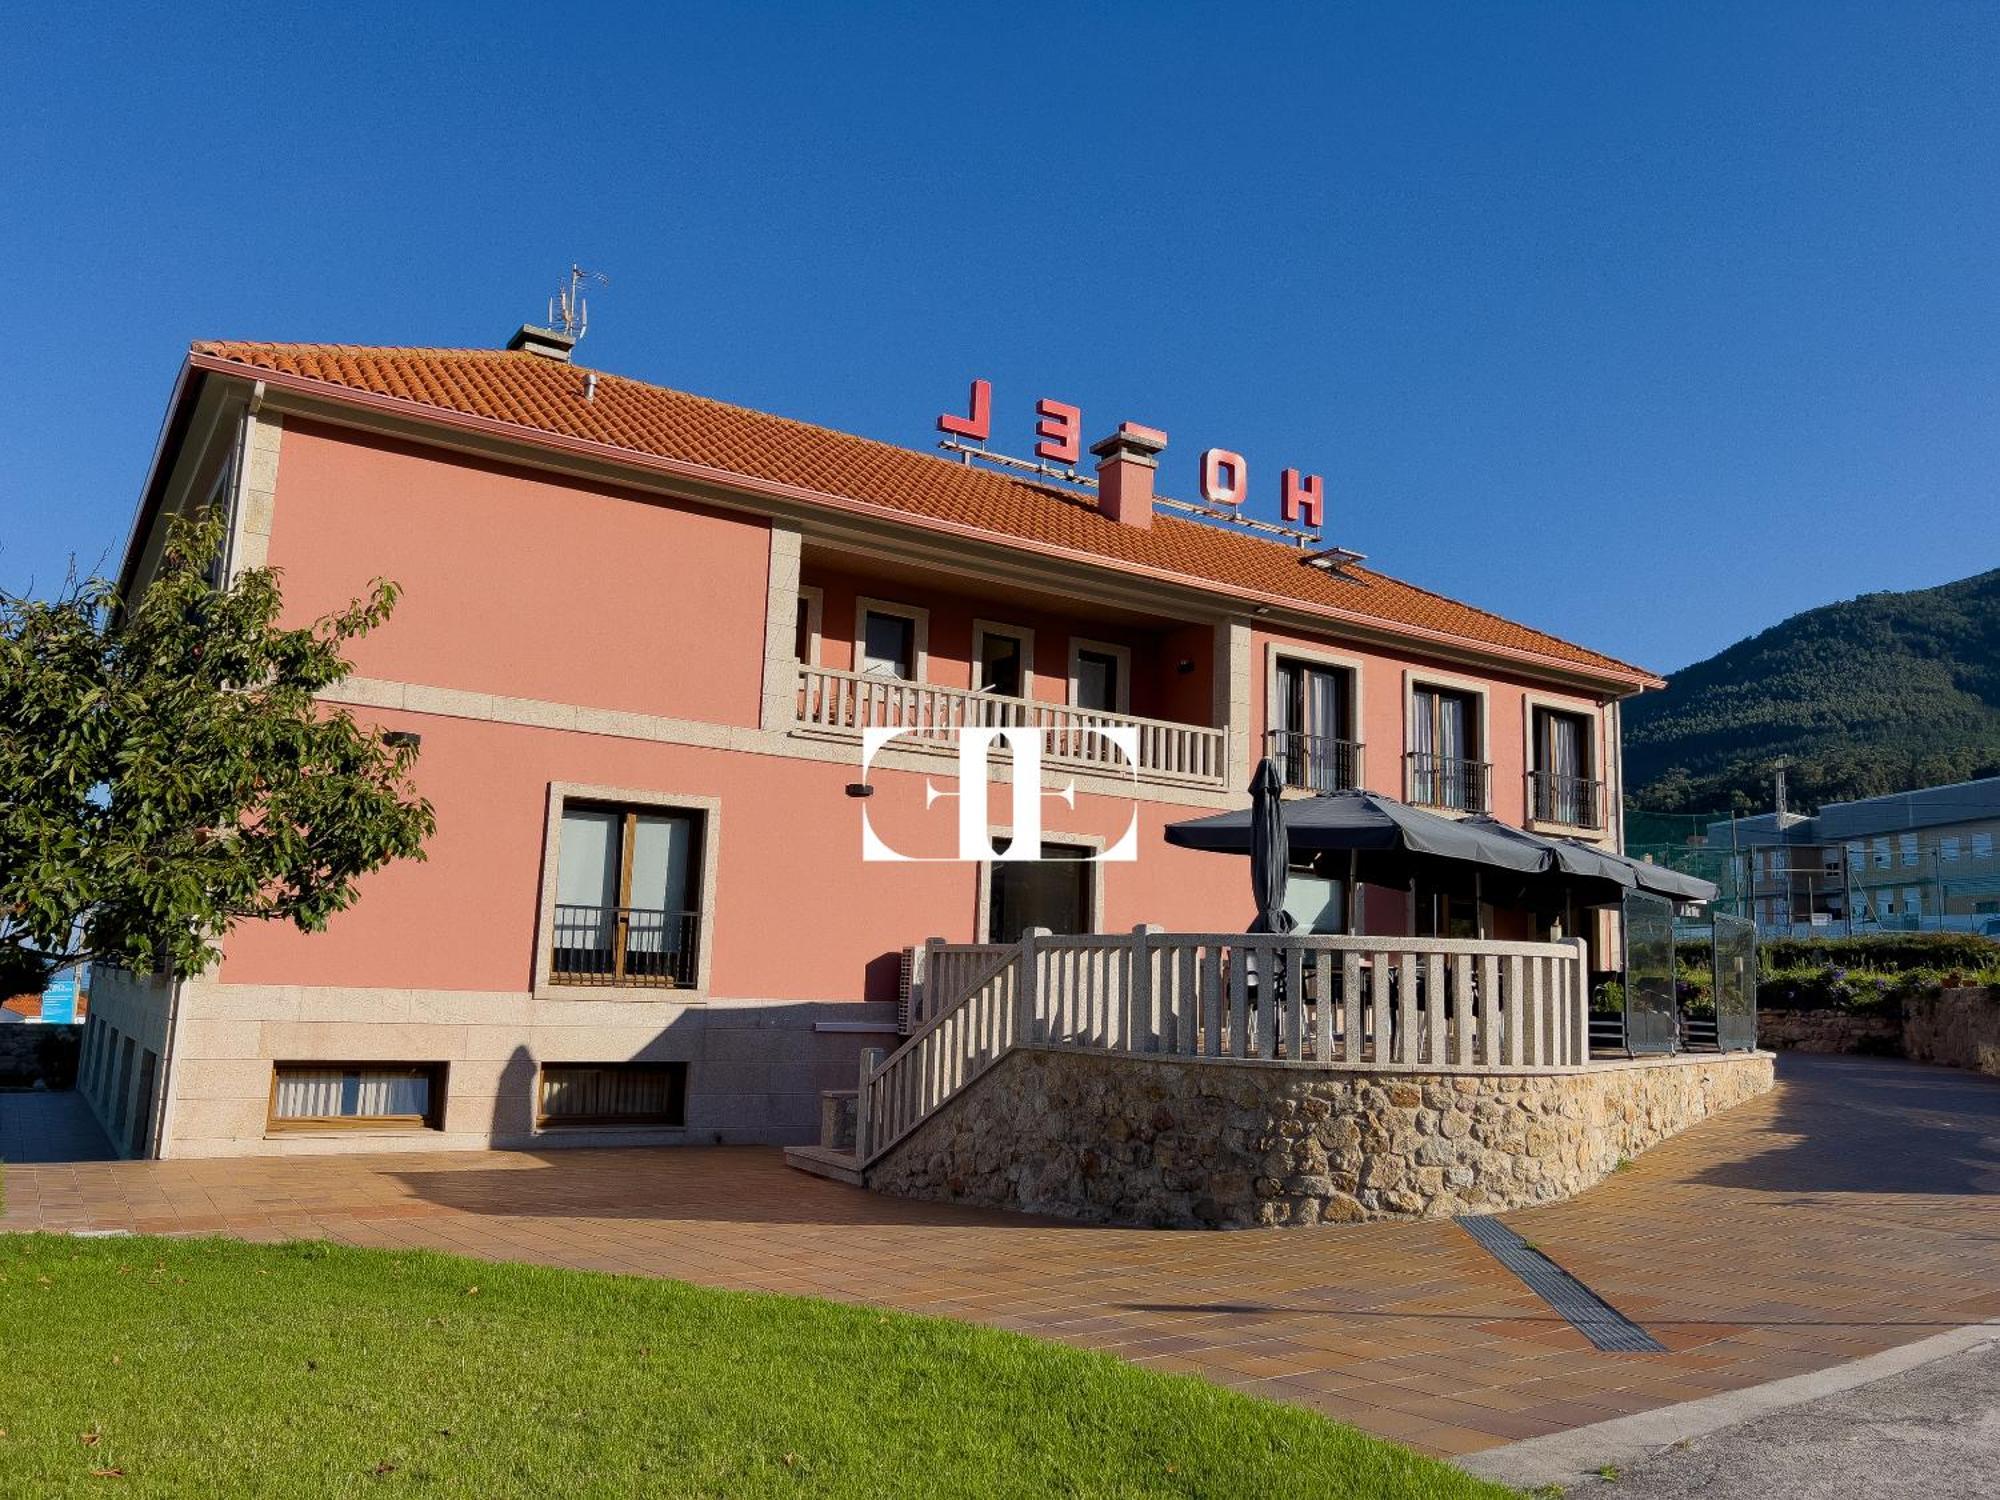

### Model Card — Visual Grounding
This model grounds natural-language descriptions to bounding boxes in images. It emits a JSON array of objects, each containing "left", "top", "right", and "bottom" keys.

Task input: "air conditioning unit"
[{"left": 896, "top": 945, "right": 921, "bottom": 1035}]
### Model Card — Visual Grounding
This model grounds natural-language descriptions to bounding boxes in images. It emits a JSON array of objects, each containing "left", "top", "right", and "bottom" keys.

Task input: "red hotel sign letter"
[
  {"left": 1200, "top": 448, "right": 1248, "bottom": 507},
  {"left": 1034, "top": 398, "right": 1081, "bottom": 464},
  {"left": 1281, "top": 468, "right": 1324, "bottom": 527},
  {"left": 937, "top": 378, "right": 992, "bottom": 442}
]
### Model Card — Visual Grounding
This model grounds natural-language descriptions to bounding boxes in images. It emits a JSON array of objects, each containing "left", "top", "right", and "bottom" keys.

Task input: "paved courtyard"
[{"left": 4, "top": 1052, "right": 1997, "bottom": 1459}]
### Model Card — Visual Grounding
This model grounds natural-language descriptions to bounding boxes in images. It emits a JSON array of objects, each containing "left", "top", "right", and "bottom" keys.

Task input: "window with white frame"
[
  {"left": 1899, "top": 834, "right": 1918, "bottom": 867},
  {"left": 1069, "top": 640, "right": 1129, "bottom": 714},
  {"left": 1973, "top": 831, "right": 1996, "bottom": 862},
  {"left": 1271, "top": 658, "right": 1358, "bottom": 791},
  {"left": 860, "top": 608, "right": 918, "bottom": 679},
  {"left": 1409, "top": 683, "right": 1486, "bottom": 812},
  {"left": 973, "top": 622, "right": 1031, "bottom": 699}
]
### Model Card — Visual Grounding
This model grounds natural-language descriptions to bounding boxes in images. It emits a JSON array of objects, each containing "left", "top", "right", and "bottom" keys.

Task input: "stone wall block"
[{"left": 866, "top": 1046, "right": 1774, "bottom": 1229}]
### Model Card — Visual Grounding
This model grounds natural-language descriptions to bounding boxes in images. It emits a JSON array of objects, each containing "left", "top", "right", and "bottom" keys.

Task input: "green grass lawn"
[{"left": 0, "top": 1233, "right": 1511, "bottom": 1499}]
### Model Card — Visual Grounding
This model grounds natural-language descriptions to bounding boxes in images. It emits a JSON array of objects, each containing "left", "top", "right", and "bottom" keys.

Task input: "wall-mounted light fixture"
[
  {"left": 383, "top": 731, "right": 422, "bottom": 750},
  {"left": 844, "top": 783, "right": 874, "bottom": 798}
]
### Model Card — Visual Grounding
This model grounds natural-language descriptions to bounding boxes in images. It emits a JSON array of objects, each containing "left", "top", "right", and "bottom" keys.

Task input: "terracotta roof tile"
[{"left": 189, "top": 341, "right": 1654, "bottom": 684}]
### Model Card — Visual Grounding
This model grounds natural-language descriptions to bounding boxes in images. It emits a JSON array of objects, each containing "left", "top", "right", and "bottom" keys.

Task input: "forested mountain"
[{"left": 1625, "top": 568, "right": 2000, "bottom": 816}]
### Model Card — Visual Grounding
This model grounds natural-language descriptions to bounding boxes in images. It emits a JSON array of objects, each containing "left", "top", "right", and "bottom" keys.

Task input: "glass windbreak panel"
[
  {"left": 1074, "top": 650, "right": 1121, "bottom": 712},
  {"left": 862, "top": 611, "right": 916, "bottom": 678},
  {"left": 1623, "top": 890, "right": 1678, "bottom": 1054},
  {"left": 1282, "top": 871, "right": 1343, "bottom": 934},
  {"left": 988, "top": 842, "right": 1091, "bottom": 942},
  {"left": 1712, "top": 913, "right": 1757, "bottom": 1052},
  {"left": 978, "top": 632, "right": 1024, "bottom": 697}
]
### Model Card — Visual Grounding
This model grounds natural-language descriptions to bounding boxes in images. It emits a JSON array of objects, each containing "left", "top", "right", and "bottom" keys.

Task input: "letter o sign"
[{"left": 1200, "top": 448, "right": 1247, "bottom": 507}]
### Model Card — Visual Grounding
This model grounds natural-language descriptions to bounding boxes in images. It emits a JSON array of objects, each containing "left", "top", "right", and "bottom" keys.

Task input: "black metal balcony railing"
[
  {"left": 552, "top": 905, "right": 700, "bottom": 988},
  {"left": 1266, "top": 730, "right": 1364, "bottom": 793},
  {"left": 1405, "top": 752, "right": 1491, "bottom": 814},
  {"left": 1527, "top": 770, "right": 1606, "bottom": 829}
]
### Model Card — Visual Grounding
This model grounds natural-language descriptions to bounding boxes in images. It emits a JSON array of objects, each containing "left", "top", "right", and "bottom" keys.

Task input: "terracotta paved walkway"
[{"left": 5, "top": 1053, "right": 1998, "bottom": 1458}]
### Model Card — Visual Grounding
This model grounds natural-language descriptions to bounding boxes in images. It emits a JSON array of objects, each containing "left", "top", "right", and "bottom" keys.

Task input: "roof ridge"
[
  {"left": 197, "top": 338, "right": 1092, "bottom": 500},
  {"left": 184, "top": 339, "right": 1659, "bottom": 685}
]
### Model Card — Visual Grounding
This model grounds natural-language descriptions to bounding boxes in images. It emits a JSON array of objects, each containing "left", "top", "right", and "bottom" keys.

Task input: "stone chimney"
[
  {"left": 1090, "top": 423, "right": 1169, "bottom": 528},
  {"left": 506, "top": 324, "right": 578, "bottom": 361}
]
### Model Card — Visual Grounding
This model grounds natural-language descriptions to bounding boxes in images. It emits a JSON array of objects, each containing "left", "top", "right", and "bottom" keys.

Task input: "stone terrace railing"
[
  {"left": 853, "top": 928, "right": 1591, "bottom": 1167},
  {"left": 796, "top": 664, "right": 1229, "bottom": 786}
]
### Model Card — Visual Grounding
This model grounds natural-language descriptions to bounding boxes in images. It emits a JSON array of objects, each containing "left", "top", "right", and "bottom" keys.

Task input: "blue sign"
[{"left": 39, "top": 976, "right": 77, "bottom": 1025}]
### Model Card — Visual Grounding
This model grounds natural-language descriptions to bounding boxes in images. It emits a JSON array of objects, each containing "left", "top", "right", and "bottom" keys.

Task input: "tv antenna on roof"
[{"left": 549, "top": 263, "right": 610, "bottom": 340}]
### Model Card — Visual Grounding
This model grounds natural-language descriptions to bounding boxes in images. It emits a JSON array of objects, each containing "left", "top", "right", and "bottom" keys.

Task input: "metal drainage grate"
[{"left": 1456, "top": 1215, "right": 1666, "bottom": 1354}]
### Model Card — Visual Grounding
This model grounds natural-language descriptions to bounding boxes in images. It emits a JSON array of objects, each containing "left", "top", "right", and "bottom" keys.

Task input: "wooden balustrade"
[
  {"left": 858, "top": 945, "right": 1021, "bottom": 1162},
  {"left": 854, "top": 929, "right": 1593, "bottom": 1167},
  {"left": 795, "top": 665, "right": 1228, "bottom": 785},
  {"left": 912, "top": 942, "right": 1012, "bottom": 1033},
  {"left": 1026, "top": 932, "right": 1590, "bottom": 1070}
]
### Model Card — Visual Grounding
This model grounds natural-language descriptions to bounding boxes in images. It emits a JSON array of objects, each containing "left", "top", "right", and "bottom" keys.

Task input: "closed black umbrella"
[{"left": 1246, "top": 758, "right": 1294, "bottom": 935}]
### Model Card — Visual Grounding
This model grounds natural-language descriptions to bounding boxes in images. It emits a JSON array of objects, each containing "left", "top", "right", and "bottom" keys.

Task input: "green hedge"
[
  {"left": 1759, "top": 932, "right": 2000, "bottom": 973},
  {"left": 1605, "top": 934, "right": 2000, "bottom": 1016}
]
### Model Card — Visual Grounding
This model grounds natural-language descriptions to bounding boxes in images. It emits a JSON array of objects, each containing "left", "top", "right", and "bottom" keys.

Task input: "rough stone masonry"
[{"left": 868, "top": 1047, "right": 1774, "bottom": 1228}]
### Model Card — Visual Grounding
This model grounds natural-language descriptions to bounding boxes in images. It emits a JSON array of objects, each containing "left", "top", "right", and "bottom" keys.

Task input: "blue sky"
[{"left": 3, "top": 2, "right": 1995, "bottom": 673}]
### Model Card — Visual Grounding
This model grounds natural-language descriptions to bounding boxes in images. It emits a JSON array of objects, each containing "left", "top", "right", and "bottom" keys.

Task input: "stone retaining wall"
[
  {"left": 1756, "top": 987, "right": 2000, "bottom": 1077},
  {"left": 1756, "top": 1010, "right": 1901, "bottom": 1055},
  {"left": 867, "top": 1047, "right": 1774, "bottom": 1229},
  {"left": 1900, "top": 988, "right": 2000, "bottom": 1077}
]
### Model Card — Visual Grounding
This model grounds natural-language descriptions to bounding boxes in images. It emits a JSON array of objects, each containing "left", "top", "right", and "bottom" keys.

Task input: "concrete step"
[{"left": 783, "top": 1143, "right": 866, "bottom": 1187}]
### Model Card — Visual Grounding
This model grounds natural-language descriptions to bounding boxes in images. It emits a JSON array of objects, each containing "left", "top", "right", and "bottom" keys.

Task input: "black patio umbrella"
[
  {"left": 1167, "top": 789, "right": 1550, "bottom": 872},
  {"left": 1246, "top": 758, "right": 1294, "bottom": 935},
  {"left": 1462, "top": 817, "right": 1719, "bottom": 906},
  {"left": 1166, "top": 789, "right": 1551, "bottom": 937}
]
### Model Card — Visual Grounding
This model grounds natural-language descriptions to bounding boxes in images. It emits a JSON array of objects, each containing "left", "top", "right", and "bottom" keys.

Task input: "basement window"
[
  {"left": 270, "top": 1063, "right": 445, "bottom": 1131},
  {"left": 538, "top": 1062, "right": 687, "bottom": 1128}
]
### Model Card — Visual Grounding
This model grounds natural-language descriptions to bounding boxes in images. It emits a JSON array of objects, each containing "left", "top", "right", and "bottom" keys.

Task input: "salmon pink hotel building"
[{"left": 78, "top": 323, "right": 1663, "bottom": 1159}]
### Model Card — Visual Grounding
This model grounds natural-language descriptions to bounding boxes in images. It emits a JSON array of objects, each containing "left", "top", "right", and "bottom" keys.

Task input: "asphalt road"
[{"left": 1575, "top": 1337, "right": 2000, "bottom": 1499}]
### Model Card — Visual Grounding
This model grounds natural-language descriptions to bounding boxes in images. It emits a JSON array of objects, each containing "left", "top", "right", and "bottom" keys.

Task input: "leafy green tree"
[{"left": 0, "top": 513, "right": 434, "bottom": 983}]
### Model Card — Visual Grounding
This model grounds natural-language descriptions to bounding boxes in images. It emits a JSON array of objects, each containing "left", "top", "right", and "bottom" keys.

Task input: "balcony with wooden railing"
[
  {"left": 1527, "top": 769, "right": 1606, "bottom": 831},
  {"left": 795, "top": 665, "right": 1228, "bottom": 786},
  {"left": 1265, "top": 730, "right": 1364, "bottom": 794}
]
